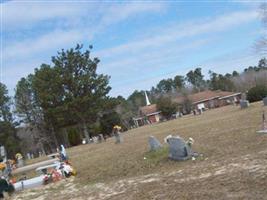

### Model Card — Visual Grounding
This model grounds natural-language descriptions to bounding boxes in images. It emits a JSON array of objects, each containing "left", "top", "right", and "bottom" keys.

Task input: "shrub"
[
  {"left": 247, "top": 85, "right": 267, "bottom": 102},
  {"left": 68, "top": 128, "right": 81, "bottom": 146},
  {"left": 156, "top": 97, "right": 178, "bottom": 120}
]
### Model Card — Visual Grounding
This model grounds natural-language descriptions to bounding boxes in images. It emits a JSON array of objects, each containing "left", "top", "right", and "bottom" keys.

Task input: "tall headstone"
[
  {"left": 263, "top": 97, "right": 267, "bottom": 106},
  {"left": 0, "top": 146, "right": 6, "bottom": 157},
  {"left": 0, "top": 146, "right": 6, "bottom": 162},
  {"left": 148, "top": 136, "right": 162, "bottom": 151},
  {"left": 240, "top": 100, "right": 249, "bottom": 109},
  {"left": 167, "top": 136, "right": 192, "bottom": 161}
]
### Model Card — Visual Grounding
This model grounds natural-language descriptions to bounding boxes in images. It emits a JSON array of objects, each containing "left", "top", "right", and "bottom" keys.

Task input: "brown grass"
[{"left": 13, "top": 102, "right": 267, "bottom": 200}]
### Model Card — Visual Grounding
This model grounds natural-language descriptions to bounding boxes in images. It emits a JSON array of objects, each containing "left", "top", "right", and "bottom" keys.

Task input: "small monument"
[
  {"left": 148, "top": 136, "right": 162, "bottom": 151},
  {"left": 113, "top": 125, "right": 123, "bottom": 144},
  {"left": 240, "top": 100, "right": 249, "bottom": 109},
  {"left": 257, "top": 110, "right": 267, "bottom": 134},
  {"left": 167, "top": 136, "right": 192, "bottom": 161},
  {"left": 263, "top": 97, "right": 267, "bottom": 106},
  {"left": 97, "top": 134, "right": 105, "bottom": 143}
]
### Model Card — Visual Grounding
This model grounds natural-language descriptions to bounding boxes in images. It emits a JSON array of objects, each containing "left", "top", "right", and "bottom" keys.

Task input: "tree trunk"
[
  {"left": 51, "top": 130, "right": 59, "bottom": 149},
  {"left": 82, "top": 122, "right": 90, "bottom": 142},
  {"left": 78, "top": 126, "right": 84, "bottom": 141},
  {"left": 63, "top": 128, "right": 70, "bottom": 147}
]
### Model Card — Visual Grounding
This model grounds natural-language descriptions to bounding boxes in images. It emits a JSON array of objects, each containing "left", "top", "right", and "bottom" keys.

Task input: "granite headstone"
[
  {"left": 167, "top": 136, "right": 192, "bottom": 161},
  {"left": 148, "top": 136, "right": 162, "bottom": 151},
  {"left": 240, "top": 100, "right": 249, "bottom": 109},
  {"left": 263, "top": 97, "right": 267, "bottom": 106}
]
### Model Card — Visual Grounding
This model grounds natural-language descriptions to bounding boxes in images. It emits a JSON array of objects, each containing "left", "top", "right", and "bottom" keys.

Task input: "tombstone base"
[{"left": 168, "top": 154, "right": 191, "bottom": 161}]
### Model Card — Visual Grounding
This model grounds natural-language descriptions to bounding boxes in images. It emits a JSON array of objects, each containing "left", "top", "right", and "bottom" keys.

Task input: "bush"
[
  {"left": 0, "top": 121, "right": 21, "bottom": 157},
  {"left": 247, "top": 85, "right": 267, "bottom": 102},
  {"left": 156, "top": 97, "right": 178, "bottom": 120},
  {"left": 100, "top": 111, "right": 122, "bottom": 135},
  {"left": 68, "top": 128, "right": 81, "bottom": 146}
]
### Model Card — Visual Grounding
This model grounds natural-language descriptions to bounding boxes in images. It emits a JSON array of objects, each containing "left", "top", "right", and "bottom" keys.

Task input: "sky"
[{"left": 1, "top": 0, "right": 266, "bottom": 98}]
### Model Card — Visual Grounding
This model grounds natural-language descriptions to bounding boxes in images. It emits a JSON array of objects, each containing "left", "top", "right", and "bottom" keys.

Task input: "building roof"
[
  {"left": 174, "top": 90, "right": 241, "bottom": 105},
  {"left": 139, "top": 104, "right": 159, "bottom": 116}
]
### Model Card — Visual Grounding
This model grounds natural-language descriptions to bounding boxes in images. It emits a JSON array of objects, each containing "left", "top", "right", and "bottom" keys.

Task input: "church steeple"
[{"left": 145, "top": 91, "right": 151, "bottom": 106}]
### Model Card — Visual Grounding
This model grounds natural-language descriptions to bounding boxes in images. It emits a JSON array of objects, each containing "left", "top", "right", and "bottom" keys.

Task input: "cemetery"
[
  {"left": 3, "top": 0, "right": 267, "bottom": 199},
  {"left": 8, "top": 101, "right": 267, "bottom": 200}
]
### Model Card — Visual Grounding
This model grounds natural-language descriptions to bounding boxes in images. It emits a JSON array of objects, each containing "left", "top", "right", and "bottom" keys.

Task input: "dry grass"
[{"left": 13, "top": 102, "right": 267, "bottom": 200}]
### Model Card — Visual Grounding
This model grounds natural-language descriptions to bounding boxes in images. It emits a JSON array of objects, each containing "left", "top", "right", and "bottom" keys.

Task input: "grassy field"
[{"left": 13, "top": 102, "right": 267, "bottom": 200}]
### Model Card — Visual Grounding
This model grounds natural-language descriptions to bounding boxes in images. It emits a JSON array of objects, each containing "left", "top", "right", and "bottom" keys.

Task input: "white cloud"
[
  {"left": 2, "top": 1, "right": 166, "bottom": 32},
  {"left": 4, "top": 29, "right": 84, "bottom": 61},
  {"left": 3, "top": 1, "right": 166, "bottom": 60},
  {"left": 100, "top": 38, "right": 212, "bottom": 73},
  {"left": 96, "top": 10, "right": 258, "bottom": 59},
  {"left": 200, "top": 47, "right": 262, "bottom": 74},
  {"left": 97, "top": 2, "right": 166, "bottom": 31},
  {"left": 2, "top": 1, "right": 95, "bottom": 30}
]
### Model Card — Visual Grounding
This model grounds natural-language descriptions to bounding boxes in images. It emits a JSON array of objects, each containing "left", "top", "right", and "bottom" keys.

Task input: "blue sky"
[{"left": 1, "top": 0, "right": 265, "bottom": 97}]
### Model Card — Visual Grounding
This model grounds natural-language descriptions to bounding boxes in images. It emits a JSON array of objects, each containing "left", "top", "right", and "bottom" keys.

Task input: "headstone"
[
  {"left": 93, "top": 136, "right": 98, "bottom": 143},
  {"left": 114, "top": 132, "right": 123, "bottom": 144},
  {"left": 240, "top": 100, "right": 249, "bottom": 109},
  {"left": 167, "top": 136, "right": 192, "bottom": 161},
  {"left": 263, "top": 97, "right": 267, "bottom": 106},
  {"left": 257, "top": 111, "right": 267, "bottom": 134},
  {"left": 148, "top": 136, "right": 162, "bottom": 151},
  {"left": 97, "top": 134, "right": 104, "bottom": 143},
  {"left": 17, "top": 159, "right": 24, "bottom": 168},
  {"left": 27, "top": 153, "right": 31, "bottom": 160},
  {"left": 0, "top": 146, "right": 6, "bottom": 157},
  {"left": 0, "top": 146, "right": 6, "bottom": 163}
]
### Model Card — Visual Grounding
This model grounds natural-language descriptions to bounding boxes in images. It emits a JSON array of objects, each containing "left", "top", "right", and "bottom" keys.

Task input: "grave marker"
[
  {"left": 148, "top": 136, "right": 162, "bottom": 151},
  {"left": 257, "top": 110, "right": 267, "bottom": 134},
  {"left": 240, "top": 100, "right": 249, "bottom": 109},
  {"left": 167, "top": 136, "right": 192, "bottom": 161},
  {"left": 263, "top": 97, "right": 267, "bottom": 106}
]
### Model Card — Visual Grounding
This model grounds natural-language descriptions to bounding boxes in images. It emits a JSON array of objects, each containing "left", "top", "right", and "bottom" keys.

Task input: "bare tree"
[
  {"left": 255, "top": 2, "right": 267, "bottom": 55},
  {"left": 232, "top": 70, "right": 267, "bottom": 92}
]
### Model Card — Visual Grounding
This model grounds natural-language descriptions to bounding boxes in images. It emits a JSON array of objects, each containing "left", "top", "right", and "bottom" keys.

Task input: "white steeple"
[{"left": 145, "top": 91, "right": 151, "bottom": 106}]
